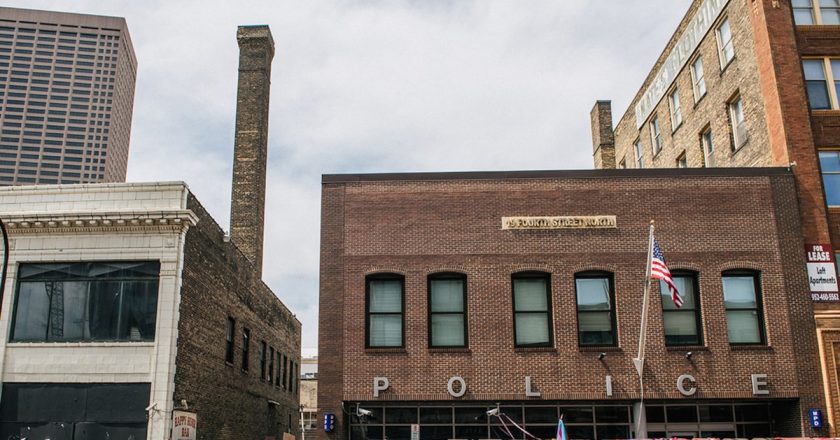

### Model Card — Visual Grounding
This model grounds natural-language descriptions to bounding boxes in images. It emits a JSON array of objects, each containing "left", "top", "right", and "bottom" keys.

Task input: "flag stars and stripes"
[{"left": 651, "top": 238, "right": 683, "bottom": 308}]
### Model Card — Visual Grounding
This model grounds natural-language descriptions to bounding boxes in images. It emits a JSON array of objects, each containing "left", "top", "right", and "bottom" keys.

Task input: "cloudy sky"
[{"left": 7, "top": 0, "right": 691, "bottom": 356}]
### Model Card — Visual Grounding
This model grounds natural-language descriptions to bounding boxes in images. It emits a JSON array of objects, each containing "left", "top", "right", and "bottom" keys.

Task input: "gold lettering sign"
[{"left": 501, "top": 216, "right": 617, "bottom": 230}]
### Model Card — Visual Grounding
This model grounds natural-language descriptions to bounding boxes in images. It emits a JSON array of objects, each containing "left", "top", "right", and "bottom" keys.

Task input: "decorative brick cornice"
[{"left": 3, "top": 209, "right": 198, "bottom": 234}]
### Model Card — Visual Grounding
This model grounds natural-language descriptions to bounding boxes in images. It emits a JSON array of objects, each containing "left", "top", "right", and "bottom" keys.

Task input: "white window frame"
[
  {"left": 804, "top": 57, "right": 840, "bottom": 110},
  {"left": 729, "top": 95, "right": 748, "bottom": 150},
  {"left": 716, "top": 18, "right": 735, "bottom": 69},
  {"left": 634, "top": 139, "right": 644, "bottom": 169},
  {"left": 669, "top": 88, "right": 683, "bottom": 130},
  {"left": 676, "top": 151, "right": 688, "bottom": 168},
  {"left": 650, "top": 116, "right": 663, "bottom": 155},
  {"left": 690, "top": 57, "right": 707, "bottom": 102},
  {"left": 701, "top": 126, "right": 715, "bottom": 167}
]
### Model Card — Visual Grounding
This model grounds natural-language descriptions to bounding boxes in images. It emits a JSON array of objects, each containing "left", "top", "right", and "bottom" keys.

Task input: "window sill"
[
  {"left": 514, "top": 346, "right": 557, "bottom": 353},
  {"left": 810, "top": 109, "right": 840, "bottom": 115},
  {"left": 671, "top": 121, "right": 684, "bottom": 135},
  {"left": 693, "top": 92, "right": 707, "bottom": 108},
  {"left": 8, "top": 341, "right": 155, "bottom": 347},
  {"left": 731, "top": 137, "right": 749, "bottom": 155},
  {"left": 730, "top": 344, "right": 772, "bottom": 351},
  {"left": 429, "top": 347, "right": 471, "bottom": 354},
  {"left": 365, "top": 347, "right": 408, "bottom": 354},
  {"left": 665, "top": 345, "right": 708, "bottom": 352},
  {"left": 719, "top": 55, "right": 736, "bottom": 76},
  {"left": 579, "top": 346, "right": 622, "bottom": 352}
]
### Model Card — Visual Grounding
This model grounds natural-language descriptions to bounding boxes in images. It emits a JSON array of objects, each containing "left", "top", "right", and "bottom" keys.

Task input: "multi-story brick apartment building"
[
  {"left": 318, "top": 167, "right": 825, "bottom": 439},
  {"left": 0, "top": 25, "right": 301, "bottom": 440},
  {"left": 588, "top": 0, "right": 840, "bottom": 434},
  {"left": 0, "top": 7, "right": 137, "bottom": 185}
]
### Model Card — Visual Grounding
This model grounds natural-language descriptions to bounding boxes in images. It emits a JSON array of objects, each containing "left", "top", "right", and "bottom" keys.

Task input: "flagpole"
[{"left": 633, "top": 220, "right": 655, "bottom": 439}]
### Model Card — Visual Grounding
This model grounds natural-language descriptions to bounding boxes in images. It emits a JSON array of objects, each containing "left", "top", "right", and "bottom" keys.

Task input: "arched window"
[
  {"left": 512, "top": 272, "right": 553, "bottom": 348},
  {"left": 721, "top": 270, "right": 764, "bottom": 345},
  {"left": 575, "top": 271, "right": 617, "bottom": 347},
  {"left": 366, "top": 273, "right": 405, "bottom": 348},
  {"left": 428, "top": 273, "right": 467, "bottom": 348},
  {"left": 659, "top": 270, "right": 702, "bottom": 346}
]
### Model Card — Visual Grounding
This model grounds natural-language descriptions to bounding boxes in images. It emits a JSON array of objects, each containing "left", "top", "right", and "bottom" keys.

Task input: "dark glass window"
[
  {"left": 259, "top": 340, "right": 267, "bottom": 380},
  {"left": 242, "top": 327, "right": 250, "bottom": 371},
  {"left": 512, "top": 272, "right": 553, "bottom": 347},
  {"left": 575, "top": 272, "right": 617, "bottom": 347},
  {"left": 268, "top": 346, "right": 275, "bottom": 383},
  {"left": 11, "top": 262, "right": 159, "bottom": 342},
  {"left": 428, "top": 273, "right": 467, "bottom": 348},
  {"left": 660, "top": 272, "right": 703, "bottom": 345},
  {"left": 225, "top": 317, "right": 235, "bottom": 364},
  {"left": 722, "top": 271, "right": 765, "bottom": 344},
  {"left": 366, "top": 274, "right": 404, "bottom": 348}
]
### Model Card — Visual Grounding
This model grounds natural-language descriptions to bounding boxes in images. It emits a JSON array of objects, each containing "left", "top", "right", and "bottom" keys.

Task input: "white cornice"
[{"left": 3, "top": 209, "right": 198, "bottom": 234}]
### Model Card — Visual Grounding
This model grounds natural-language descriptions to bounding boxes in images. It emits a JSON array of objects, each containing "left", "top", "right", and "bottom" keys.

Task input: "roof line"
[{"left": 322, "top": 167, "right": 791, "bottom": 183}]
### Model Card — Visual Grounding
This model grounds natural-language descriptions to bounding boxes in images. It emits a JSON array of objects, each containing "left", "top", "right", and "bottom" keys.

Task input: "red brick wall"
[{"left": 318, "top": 169, "right": 825, "bottom": 439}]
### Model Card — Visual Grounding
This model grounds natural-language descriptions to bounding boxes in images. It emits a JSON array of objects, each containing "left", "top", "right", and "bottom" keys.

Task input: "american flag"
[{"left": 651, "top": 238, "right": 683, "bottom": 308}]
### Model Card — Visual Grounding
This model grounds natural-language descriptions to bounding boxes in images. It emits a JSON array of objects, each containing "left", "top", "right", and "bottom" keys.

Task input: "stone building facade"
[
  {"left": 590, "top": 0, "right": 840, "bottom": 433},
  {"left": 318, "top": 167, "right": 824, "bottom": 439}
]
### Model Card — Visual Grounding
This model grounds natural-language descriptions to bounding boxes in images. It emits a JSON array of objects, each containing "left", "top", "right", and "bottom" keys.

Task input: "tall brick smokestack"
[{"left": 230, "top": 25, "right": 274, "bottom": 278}]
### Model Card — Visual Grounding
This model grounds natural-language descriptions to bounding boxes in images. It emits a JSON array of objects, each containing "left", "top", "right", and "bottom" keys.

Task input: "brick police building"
[{"left": 318, "top": 167, "right": 825, "bottom": 439}]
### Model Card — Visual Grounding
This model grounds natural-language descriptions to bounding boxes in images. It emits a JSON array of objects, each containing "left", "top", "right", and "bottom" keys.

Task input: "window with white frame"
[
  {"left": 716, "top": 18, "right": 735, "bottom": 68},
  {"left": 634, "top": 139, "right": 645, "bottom": 168},
  {"left": 819, "top": 150, "right": 840, "bottom": 206},
  {"left": 676, "top": 152, "right": 687, "bottom": 168},
  {"left": 650, "top": 116, "right": 663, "bottom": 155},
  {"left": 701, "top": 127, "right": 715, "bottom": 167},
  {"left": 690, "top": 57, "right": 707, "bottom": 101},
  {"left": 803, "top": 58, "right": 840, "bottom": 109},
  {"left": 729, "top": 95, "right": 747, "bottom": 149},
  {"left": 669, "top": 89, "right": 683, "bottom": 129},
  {"left": 795, "top": 0, "right": 840, "bottom": 24}
]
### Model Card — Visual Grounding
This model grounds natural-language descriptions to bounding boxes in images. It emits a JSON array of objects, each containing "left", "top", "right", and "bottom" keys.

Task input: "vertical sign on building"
[
  {"left": 806, "top": 244, "right": 839, "bottom": 301},
  {"left": 173, "top": 410, "right": 197, "bottom": 440},
  {"left": 810, "top": 408, "right": 824, "bottom": 428},
  {"left": 410, "top": 424, "right": 420, "bottom": 440}
]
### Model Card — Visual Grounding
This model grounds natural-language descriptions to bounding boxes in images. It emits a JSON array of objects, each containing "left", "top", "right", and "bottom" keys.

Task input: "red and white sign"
[
  {"left": 173, "top": 410, "right": 197, "bottom": 440},
  {"left": 806, "top": 243, "right": 839, "bottom": 301}
]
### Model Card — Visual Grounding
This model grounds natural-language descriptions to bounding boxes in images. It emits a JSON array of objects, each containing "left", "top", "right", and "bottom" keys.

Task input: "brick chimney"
[
  {"left": 590, "top": 100, "right": 616, "bottom": 169},
  {"left": 230, "top": 25, "right": 274, "bottom": 278}
]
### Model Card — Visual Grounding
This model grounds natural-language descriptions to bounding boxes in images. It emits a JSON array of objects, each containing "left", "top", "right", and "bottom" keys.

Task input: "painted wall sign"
[
  {"left": 502, "top": 215, "right": 616, "bottom": 230},
  {"left": 634, "top": 0, "right": 731, "bottom": 127},
  {"left": 173, "top": 410, "right": 197, "bottom": 440},
  {"left": 370, "top": 373, "right": 770, "bottom": 398},
  {"left": 806, "top": 243, "right": 839, "bottom": 301}
]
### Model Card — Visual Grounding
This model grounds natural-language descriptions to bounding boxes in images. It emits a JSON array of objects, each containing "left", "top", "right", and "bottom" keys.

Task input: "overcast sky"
[{"left": 7, "top": 0, "right": 691, "bottom": 356}]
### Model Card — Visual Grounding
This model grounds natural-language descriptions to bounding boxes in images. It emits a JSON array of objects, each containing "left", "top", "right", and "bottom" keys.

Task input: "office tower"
[{"left": 0, "top": 7, "right": 136, "bottom": 184}]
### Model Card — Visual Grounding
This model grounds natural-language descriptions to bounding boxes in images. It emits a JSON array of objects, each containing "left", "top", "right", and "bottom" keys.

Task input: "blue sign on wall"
[
  {"left": 809, "top": 409, "right": 823, "bottom": 429},
  {"left": 324, "top": 412, "right": 336, "bottom": 432}
]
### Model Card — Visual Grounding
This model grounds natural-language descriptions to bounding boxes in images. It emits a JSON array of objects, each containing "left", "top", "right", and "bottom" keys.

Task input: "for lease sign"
[{"left": 806, "top": 243, "right": 839, "bottom": 301}]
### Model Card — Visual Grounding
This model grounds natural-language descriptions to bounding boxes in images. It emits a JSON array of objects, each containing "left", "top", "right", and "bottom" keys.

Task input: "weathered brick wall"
[
  {"left": 610, "top": 0, "right": 772, "bottom": 171},
  {"left": 319, "top": 168, "right": 825, "bottom": 439},
  {"left": 175, "top": 193, "right": 302, "bottom": 440}
]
